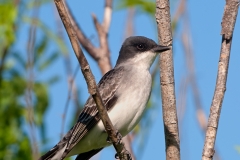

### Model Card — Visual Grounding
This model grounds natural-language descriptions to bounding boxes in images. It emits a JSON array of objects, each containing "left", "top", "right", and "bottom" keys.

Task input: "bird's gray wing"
[
  {"left": 63, "top": 66, "right": 124, "bottom": 156},
  {"left": 39, "top": 66, "right": 125, "bottom": 160}
]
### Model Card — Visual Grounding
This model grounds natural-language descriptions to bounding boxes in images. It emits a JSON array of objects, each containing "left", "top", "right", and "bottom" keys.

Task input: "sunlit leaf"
[
  {"left": 34, "top": 83, "right": 49, "bottom": 126},
  {"left": 27, "top": 0, "right": 52, "bottom": 8},
  {"left": 38, "top": 51, "right": 59, "bottom": 71},
  {"left": 34, "top": 35, "right": 48, "bottom": 64},
  {"left": 0, "top": 2, "right": 17, "bottom": 48},
  {"left": 46, "top": 75, "right": 60, "bottom": 85},
  {"left": 23, "top": 16, "right": 68, "bottom": 54},
  {"left": 12, "top": 52, "right": 26, "bottom": 69},
  {"left": 235, "top": 146, "right": 240, "bottom": 154},
  {"left": 116, "top": 0, "right": 155, "bottom": 16}
]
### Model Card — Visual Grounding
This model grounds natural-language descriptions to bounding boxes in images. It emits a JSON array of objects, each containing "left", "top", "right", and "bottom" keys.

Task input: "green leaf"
[
  {"left": 0, "top": 2, "right": 17, "bottom": 48},
  {"left": 116, "top": 0, "right": 155, "bottom": 16},
  {"left": 46, "top": 75, "right": 60, "bottom": 85},
  {"left": 235, "top": 146, "right": 240, "bottom": 154},
  {"left": 11, "top": 52, "right": 26, "bottom": 70},
  {"left": 38, "top": 51, "right": 59, "bottom": 71},
  {"left": 33, "top": 83, "right": 49, "bottom": 126},
  {"left": 0, "top": 77, "right": 32, "bottom": 160},
  {"left": 27, "top": 0, "right": 52, "bottom": 9},
  {"left": 22, "top": 16, "right": 68, "bottom": 54},
  {"left": 34, "top": 35, "right": 48, "bottom": 64}
]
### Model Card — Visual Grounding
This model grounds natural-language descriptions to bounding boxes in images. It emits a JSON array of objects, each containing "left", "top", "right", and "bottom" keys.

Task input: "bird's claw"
[
  {"left": 106, "top": 130, "right": 122, "bottom": 144},
  {"left": 115, "top": 150, "right": 132, "bottom": 160}
]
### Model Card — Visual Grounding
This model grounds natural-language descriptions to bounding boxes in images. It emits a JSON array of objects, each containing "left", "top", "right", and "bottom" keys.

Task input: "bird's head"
[{"left": 116, "top": 36, "right": 170, "bottom": 69}]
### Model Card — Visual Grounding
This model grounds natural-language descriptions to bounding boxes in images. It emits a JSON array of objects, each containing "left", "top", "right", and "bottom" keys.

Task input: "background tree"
[{"left": 0, "top": 0, "right": 239, "bottom": 160}]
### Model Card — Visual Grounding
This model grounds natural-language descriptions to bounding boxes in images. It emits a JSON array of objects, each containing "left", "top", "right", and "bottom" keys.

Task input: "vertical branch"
[
  {"left": 102, "top": 0, "right": 112, "bottom": 33},
  {"left": 25, "top": 0, "right": 40, "bottom": 159},
  {"left": 121, "top": 7, "right": 136, "bottom": 160},
  {"left": 54, "top": 6, "right": 81, "bottom": 138},
  {"left": 202, "top": 1, "right": 239, "bottom": 160},
  {"left": 64, "top": 0, "right": 112, "bottom": 75},
  {"left": 122, "top": 134, "right": 136, "bottom": 160},
  {"left": 0, "top": 47, "right": 9, "bottom": 83},
  {"left": 54, "top": 0, "right": 131, "bottom": 159},
  {"left": 124, "top": 8, "right": 135, "bottom": 39},
  {"left": 92, "top": 0, "right": 112, "bottom": 74},
  {"left": 181, "top": 30, "right": 208, "bottom": 131},
  {"left": 155, "top": 0, "right": 180, "bottom": 160}
]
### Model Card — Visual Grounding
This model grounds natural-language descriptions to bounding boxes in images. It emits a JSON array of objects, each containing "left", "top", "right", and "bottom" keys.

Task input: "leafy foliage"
[
  {"left": 117, "top": 0, "right": 155, "bottom": 16},
  {"left": 235, "top": 146, "right": 240, "bottom": 154},
  {"left": 0, "top": 1, "right": 17, "bottom": 49},
  {"left": 0, "top": 0, "right": 63, "bottom": 159}
]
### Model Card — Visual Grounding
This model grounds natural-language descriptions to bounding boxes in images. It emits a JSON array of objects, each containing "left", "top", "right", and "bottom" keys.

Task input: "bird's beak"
[{"left": 153, "top": 45, "right": 171, "bottom": 53}]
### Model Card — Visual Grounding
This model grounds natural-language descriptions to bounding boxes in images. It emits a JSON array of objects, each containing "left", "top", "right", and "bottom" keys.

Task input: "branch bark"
[
  {"left": 155, "top": 0, "right": 180, "bottom": 160},
  {"left": 202, "top": 0, "right": 239, "bottom": 160},
  {"left": 54, "top": 0, "right": 131, "bottom": 159},
  {"left": 65, "top": 0, "right": 112, "bottom": 75}
]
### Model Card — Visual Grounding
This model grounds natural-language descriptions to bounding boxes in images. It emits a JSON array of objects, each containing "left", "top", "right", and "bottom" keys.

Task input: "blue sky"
[{"left": 16, "top": 0, "right": 240, "bottom": 159}]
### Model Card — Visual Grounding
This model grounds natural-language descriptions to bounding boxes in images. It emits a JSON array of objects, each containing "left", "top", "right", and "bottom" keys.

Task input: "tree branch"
[
  {"left": 64, "top": 1, "right": 112, "bottom": 74},
  {"left": 54, "top": 0, "right": 131, "bottom": 159},
  {"left": 202, "top": 0, "right": 239, "bottom": 159},
  {"left": 54, "top": 7, "right": 81, "bottom": 138},
  {"left": 0, "top": 46, "right": 9, "bottom": 83},
  {"left": 102, "top": 0, "right": 112, "bottom": 32},
  {"left": 155, "top": 0, "right": 180, "bottom": 160}
]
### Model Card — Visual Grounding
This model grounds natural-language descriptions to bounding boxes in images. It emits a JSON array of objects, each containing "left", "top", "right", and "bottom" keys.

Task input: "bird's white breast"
[{"left": 68, "top": 67, "right": 152, "bottom": 156}]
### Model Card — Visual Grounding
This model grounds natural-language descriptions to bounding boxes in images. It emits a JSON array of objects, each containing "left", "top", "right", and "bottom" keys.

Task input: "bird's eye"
[{"left": 136, "top": 44, "right": 145, "bottom": 50}]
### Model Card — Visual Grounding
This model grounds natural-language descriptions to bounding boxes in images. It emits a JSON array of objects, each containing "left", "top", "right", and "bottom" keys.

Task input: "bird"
[{"left": 39, "top": 36, "right": 170, "bottom": 160}]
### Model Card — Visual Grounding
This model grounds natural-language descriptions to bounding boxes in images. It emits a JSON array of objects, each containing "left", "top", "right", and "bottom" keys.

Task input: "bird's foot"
[
  {"left": 115, "top": 150, "right": 132, "bottom": 160},
  {"left": 106, "top": 130, "right": 122, "bottom": 144}
]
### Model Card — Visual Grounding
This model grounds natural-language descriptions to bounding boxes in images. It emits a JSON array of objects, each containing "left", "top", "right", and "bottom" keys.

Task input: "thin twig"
[
  {"left": 102, "top": 0, "right": 112, "bottom": 32},
  {"left": 181, "top": 30, "right": 207, "bottom": 131},
  {"left": 64, "top": 1, "right": 112, "bottom": 74},
  {"left": 177, "top": 76, "right": 188, "bottom": 122},
  {"left": 0, "top": 46, "right": 9, "bottom": 83},
  {"left": 202, "top": 0, "right": 239, "bottom": 159},
  {"left": 121, "top": 8, "right": 137, "bottom": 160},
  {"left": 54, "top": 5, "right": 81, "bottom": 138},
  {"left": 124, "top": 8, "right": 135, "bottom": 39},
  {"left": 155, "top": 0, "right": 180, "bottom": 160},
  {"left": 54, "top": 0, "right": 131, "bottom": 159},
  {"left": 60, "top": 66, "right": 79, "bottom": 138},
  {"left": 25, "top": 1, "right": 40, "bottom": 159},
  {"left": 181, "top": 27, "right": 221, "bottom": 160},
  {"left": 122, "top": 134, "right": 136, "bottom": 160},
  {"left": 178, "top": 2, "right": 221, "bottom": 159}
]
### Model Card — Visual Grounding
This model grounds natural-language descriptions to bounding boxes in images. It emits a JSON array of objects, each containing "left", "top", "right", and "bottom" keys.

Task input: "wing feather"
[{"left": 61, "top": 66, "right": 125, "bottom": 159}]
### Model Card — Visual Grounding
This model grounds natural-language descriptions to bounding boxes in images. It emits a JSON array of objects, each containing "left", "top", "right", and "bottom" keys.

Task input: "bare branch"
[
  {"left": 54, "top": 6, "right": 81, "bottom": 138},
  {"left": 60, "top": 67, "right": 79, "bottom": 138},
  {"left": 155, "top": 0, "right": 180, "bottom": 160},
  {"left": 54, "top": 0, "right": 131, "bottom": 159},
  {"left": 202, "top": 0, "right": 239, "bottom": 160},
  {"left": 124, "top": 8, "right": 135, "bottom": 39},
  {"left": 122, "top": 134, "right": 136, "bottom": 160},
  {"left": 103, "top": 0, "right": 112, "bottom": 32},
  {"left": 0, "top": 46, "right": 9, "bottom": 82},
  {"left": 64, "top": 2, "right": 98, "bottom": 58},
  {"left": 181, "top": 29, "right": 208, "bottom": 131},
  {"left": 25, "top": 1, "right": 40, "bottom": 159},
  {"left": 64, "top": 1, "right": 112, "bottom": 75},
  {"left": 92, "top": 13, "right": 112, "bottom": 74}
]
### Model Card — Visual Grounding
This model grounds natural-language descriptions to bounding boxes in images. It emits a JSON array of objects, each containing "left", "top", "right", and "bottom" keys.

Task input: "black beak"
[{"left": 153, "top": 45, "right": 171, "bottom": 53}]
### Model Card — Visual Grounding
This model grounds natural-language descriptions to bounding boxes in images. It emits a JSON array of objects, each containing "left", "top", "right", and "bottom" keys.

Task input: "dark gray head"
[{"left": 116, "top": 36, "right": 170, "bottom": 67}]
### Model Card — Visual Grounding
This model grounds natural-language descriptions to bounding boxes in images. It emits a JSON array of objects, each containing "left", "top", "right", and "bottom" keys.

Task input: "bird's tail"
[{"left": 38, "top": 142, "right": 67, "bottom": 160}]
